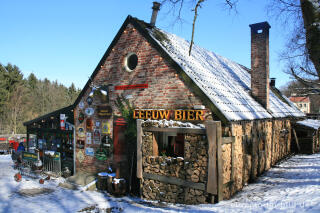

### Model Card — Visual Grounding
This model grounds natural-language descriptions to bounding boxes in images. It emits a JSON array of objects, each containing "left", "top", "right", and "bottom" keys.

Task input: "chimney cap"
[
  {"left": 270, "top": 78, "right": 276, "bottom": 87},
  {"left": 152, "top": 2, "right": 161, "bottom": 11},
  {"left": 249, "top": 21, "right": 271, "bottom": 31}
]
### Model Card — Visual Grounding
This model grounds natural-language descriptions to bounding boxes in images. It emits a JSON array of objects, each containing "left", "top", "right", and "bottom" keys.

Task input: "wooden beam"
[
  {"left": 293, "top": 128, "right": 301, "bottom": 152},
  {"left": 216, "top": 121, "right": 224, "bottom": 201},
  {"left": 231, "top": 134, "right": 236, "bottom": 184},
  {"left": 222, "top": 136, "right": 235, "bottom": 144},
  {"left": 143, "top": 127, "right": 206, "bottom": 134},
  {"left": 137, "top": 119, "right": 143, "bottom": 179},
  {"left": 205, "top": 120, "right": 217, "bottom": 195},
  {"left": 143, "top": 172, "right": 205, "bottom": 191}
]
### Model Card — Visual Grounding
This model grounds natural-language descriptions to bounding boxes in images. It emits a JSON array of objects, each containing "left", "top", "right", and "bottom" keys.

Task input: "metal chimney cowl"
[{"left": 150, "top": 2, "right": 161, "bottom": 27}]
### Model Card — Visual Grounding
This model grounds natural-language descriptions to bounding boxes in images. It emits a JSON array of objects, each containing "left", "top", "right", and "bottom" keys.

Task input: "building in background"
[{"left": 289, "top": 96, "right": 311, "bottom": 113}]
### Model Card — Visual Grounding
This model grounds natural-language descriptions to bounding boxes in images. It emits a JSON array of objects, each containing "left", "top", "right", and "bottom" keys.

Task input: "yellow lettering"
[
  {"left": 152, "top": 110, "right": 159, "bottom": 120},
  {"left": 139, "top": 110, "right": 145, "bottom": 119},
  {"left": 174, "top": 110, "right": 183, "bottom": 120},
  {"left": 133, "top": 110, "right": 139, "bottom": 119},
  {"left": 196, "top": 110, "right": 204, "bottom": 121},
  {"left": 145, "top": 110, "right": 151, "bottom": 119},
  {"left": 187, "top": 110, "right": 195, "bottom": 120},
  {"left": 159, "top": 110, "right": 170, "bottom": 120}
]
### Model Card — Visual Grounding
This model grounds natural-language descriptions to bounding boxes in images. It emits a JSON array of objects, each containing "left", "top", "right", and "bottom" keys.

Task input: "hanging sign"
[
  {"left": 79, "top": 101, "right": 85, "bottom": 109},
  {"left": 85, "top": 107, "right": 94, "bottom": 116},
  {"left": 97, "top": 106, "right": 112, "bottom": 118},
  {"left": 86, "top": 132, "right": 92, "bottom": 144},
  {"left": 60, "top": 114, "right": 66, "bottom": 130},
  {"left": 77, "top": 127, "right": 85, "bottom": 138},
  {"left": 76, "top": 150, "right": 85, "bottom": 163},
  {"left": 86, "top": 96, "right": 93, "bottom": 105},
  {"left": 94, "top": 88, "right": 109, "bottom": 104},
  {"left": 85, "top": 147, "right": 95, "bottom": 157},
  {"left": 86, "top": 118, "right": 94, "bottom": 131},
  {"left": 101, "top": 121, "right": 110, "bottom": 134},
  {"left": 133, "top": 109, "right": 205, "bottom": 121},
  {"left": 115, "top": 84, "right": 148, "bottom": 90},
  {"left": 78, "top": 112, "right": 85, "bottom": 123},
  {"left": 95, "top": 120, "right": 101, "bottom": 128},
  {"left": 93, "top": 128, "right": 101, "bottom": 144}
]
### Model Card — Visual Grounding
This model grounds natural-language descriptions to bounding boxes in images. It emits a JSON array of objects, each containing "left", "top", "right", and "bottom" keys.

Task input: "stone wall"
[
  {"left": 141, "top": 130, "right": 210, "bottom": 204},
  {"left": 221, "top": 119, "right": 291, "bottom": 199}
]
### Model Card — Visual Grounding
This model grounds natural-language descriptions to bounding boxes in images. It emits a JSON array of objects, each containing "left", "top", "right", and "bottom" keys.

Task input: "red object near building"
[
  {"left": 113, "top": 118, "right": 127, "bottom": 164},
  {"left": 9, "top": 140, "right": 19, "bottom": 151},
  {"left": 14, "top": 173, "right": 22, "bottom": 182}
]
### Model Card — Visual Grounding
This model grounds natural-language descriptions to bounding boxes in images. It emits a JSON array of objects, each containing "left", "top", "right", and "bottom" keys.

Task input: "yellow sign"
[
  {"left": 101, "top": 121, "right": 111, "bottom": 134},
  {"left": 133, "top": 109, "right": 204, "bottom": 121}
]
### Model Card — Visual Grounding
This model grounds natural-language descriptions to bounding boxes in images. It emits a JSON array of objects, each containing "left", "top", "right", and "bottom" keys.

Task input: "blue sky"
[{"left": 0, "top": 0, "right": 294, "bottom": 89}]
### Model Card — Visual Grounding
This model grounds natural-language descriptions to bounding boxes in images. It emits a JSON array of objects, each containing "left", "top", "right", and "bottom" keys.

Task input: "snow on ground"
[{"left": 1, "top": 153, "right": 320, "bottom": 213}]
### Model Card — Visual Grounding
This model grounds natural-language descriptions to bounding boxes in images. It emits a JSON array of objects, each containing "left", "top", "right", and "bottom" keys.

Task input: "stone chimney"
[
  {"left": 150, "top": 2, "right": 160, "bottom": 27},
  {"left": 249, "top": 21, "right": 271, "bottom": 109}
]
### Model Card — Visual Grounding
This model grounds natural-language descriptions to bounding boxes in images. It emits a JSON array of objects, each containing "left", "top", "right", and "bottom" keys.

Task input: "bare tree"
[
  {"left": 268, "top": 0, "right": 320, "bottom": 91},
  {"left": 160, "top": 0, "right": 237, "bottom": 55}
]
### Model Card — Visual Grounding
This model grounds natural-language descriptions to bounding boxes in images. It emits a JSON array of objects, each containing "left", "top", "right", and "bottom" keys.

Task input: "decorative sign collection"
[
  {"left": 85, "top": 107, "right": 94, "bottom": 116},
  {"left": 22, "top": 152, "right": 38, "bottom": 162},
  {"left": 78, "top": 112, "right": 84, "bottom": 123},
  {"left": 79, "top": 101, "right": 85, "bottom": 109},
  {"left": 86, "top": 118, "right": 94, "bottom": 131},
  {"left": 77, "top": 127, "right": 85, "bottom": 138},
  {"left": 93, "top": 128, "right": 101, "bottom": 144},
  {"left": 97, "top": 106, "right": 112, "bottom": 118},
  {"left": 76, "top": 86, "right": 113, "bottom": 159},
  {"left": 60, "top": 114, "right": 66, "bottom": 130},
  {"left": 86, "top": 97, "right": 93, "bottom": 105},
  {"left": 133, "top": 109, "right": 205, "bottom": 121},
  {"left": 101, "top": 121, "right": 110, "bottom": 134},
  {"left": 85, "top": 147, "right": 95, "bottom": 157},
  {"left": 76, "top": 150, "right": 85, "bottom": 163},
  {"left": 76, "top": 83, "right": 205, "bottom": 162},
  {"left": 86, "top": 132, "right": 92, "bottom": 144}
]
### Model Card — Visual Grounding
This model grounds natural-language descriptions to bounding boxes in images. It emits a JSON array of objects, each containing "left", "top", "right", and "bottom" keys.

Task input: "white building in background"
[{"left": 289, "top": 96, "right": 311, "bottom": 113}]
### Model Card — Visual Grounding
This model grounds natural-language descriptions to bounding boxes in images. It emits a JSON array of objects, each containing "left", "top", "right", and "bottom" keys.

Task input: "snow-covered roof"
[
  {"left": 297, "top": 119, "right": 320, "bottom": 130},
  {"left": 148, "top": 28, "right": 305, "bottom": 121}
]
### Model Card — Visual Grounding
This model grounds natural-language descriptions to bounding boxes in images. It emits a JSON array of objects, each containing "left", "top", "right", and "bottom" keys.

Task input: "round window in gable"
[{"left": 124, "top": 52, "right": 138, "bottom": 72}]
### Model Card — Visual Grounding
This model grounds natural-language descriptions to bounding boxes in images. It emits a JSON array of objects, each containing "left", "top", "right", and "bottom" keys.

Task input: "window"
[
  {"left": 153, "top": 132, "right": 184, "bottom": 157},
  {"left": 124, "top": 52, "right": 138, "bottom": 72}
]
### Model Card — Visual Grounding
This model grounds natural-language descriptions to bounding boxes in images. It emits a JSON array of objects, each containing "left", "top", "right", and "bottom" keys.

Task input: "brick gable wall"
[{"left": 74, "top": 24, "right": 207, "bottom": 173}]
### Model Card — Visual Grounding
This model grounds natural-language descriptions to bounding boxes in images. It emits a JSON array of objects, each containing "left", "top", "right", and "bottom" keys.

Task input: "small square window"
[{"left": 153, "top": 132, "right": 184, "bottom": 157}]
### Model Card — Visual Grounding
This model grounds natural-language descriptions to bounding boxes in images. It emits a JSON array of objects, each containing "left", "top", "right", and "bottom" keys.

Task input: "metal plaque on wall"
[{"left": 97, "top": 105, "right": 112, "bottom": 119}]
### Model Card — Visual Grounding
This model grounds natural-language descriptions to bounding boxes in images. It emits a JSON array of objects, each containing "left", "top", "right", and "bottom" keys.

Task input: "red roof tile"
[{"left": 289, "top": 96, "right": 310, "bottom": 103}]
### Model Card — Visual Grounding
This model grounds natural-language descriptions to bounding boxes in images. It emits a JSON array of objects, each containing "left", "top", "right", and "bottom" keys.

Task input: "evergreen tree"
[{"left": 0, "top": 62, "right": 80, "bottom": 134}]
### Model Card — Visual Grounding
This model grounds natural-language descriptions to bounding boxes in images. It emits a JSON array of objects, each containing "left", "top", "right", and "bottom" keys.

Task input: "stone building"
[
  {"left": 24, "top": 2, "right": 306, "bottom": 204},
  {"left": 69, "top": 2, "right": 304, "bottom": 203}
]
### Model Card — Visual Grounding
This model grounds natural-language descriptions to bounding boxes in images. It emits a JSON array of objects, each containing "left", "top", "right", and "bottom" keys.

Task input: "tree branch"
[{"left": 189, "top": 0, "right": 204, "bottom": 56}]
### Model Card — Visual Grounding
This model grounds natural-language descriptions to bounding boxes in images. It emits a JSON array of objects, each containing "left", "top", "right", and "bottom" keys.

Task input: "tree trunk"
[{"left": 300, "top": 0, "right": 320, "bottom": 79}]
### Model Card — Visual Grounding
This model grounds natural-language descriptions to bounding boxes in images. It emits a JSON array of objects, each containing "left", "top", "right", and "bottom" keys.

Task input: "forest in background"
[{"left": 0, "top": 63, "right": 80, "bottom": 134}]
